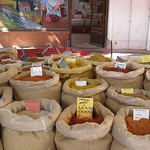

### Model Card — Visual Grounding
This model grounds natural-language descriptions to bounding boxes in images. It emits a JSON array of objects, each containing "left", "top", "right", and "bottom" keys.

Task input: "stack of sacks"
[
  {"left": 61, "top": 77, "right": 109, "bottom": 109},
  {"left": 0, "top": 99, "right": 61, "bottom": 150},
  {"left": 111, "top": 106, "right": 150, "bottom": 150},
  {"left": 144, "top": 70, "right": 150, "bottom": 91},
  {"left": 0, "top": 47, "right": 18, "bottom": 60},
  {"left": 106, "top": 86, "right": 150, "bottom": 114},
  {"left": 9, "top": 70, "right": 61, "bottom": 103},
  {"left": 96, "top": 62, "right": 144, "bottom": 88},
  {"left": 55, "top": 102, "right": 114, "bottom": 150},
  {"left": 52, "top": 58, "right": 93, "bottom": 84}
]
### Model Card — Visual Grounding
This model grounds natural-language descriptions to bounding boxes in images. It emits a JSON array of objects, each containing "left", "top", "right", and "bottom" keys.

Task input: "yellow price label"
[
  {"left": 142, "top": 55, "right": 150, "bottom": 63},
  {"left": 121, "top": 88, "right": 134, "bottom": 94},
  {"left": 77, "top": 97, "right": 93, "bottom": 119}
]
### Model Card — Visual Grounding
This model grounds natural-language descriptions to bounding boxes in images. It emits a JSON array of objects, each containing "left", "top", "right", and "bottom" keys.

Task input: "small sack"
[
  {"left": 144, "top": 70, "right": 150, "bottom": 91},
  {"left": 61, "top": 78, "right": 109, "bottom": 109}
]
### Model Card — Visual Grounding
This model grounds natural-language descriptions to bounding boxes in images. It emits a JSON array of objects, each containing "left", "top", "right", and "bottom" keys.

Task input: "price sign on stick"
[
  {"left": 115, "top": 62, "right": 126, "bottom": 69},
  {"left": 75, "top": 81, "right": 87, "bottom": 86},
  {"left": 133, "top": 109, "right": 149, "bottom": 120},
  {"left": 77, "top": 97, "right": 93, "bottom": 119},
  {"left": 121, "top": 88, "right": 134, "bottom": 94},
  {"left": 142, "top": 55, "right": 150, "bottom": 63},
  {"left": 30, "top": 67, "right": 42, "bottom": 77},
  {"left": 26, "top": 101, "right": 40, "bottom": 113}
]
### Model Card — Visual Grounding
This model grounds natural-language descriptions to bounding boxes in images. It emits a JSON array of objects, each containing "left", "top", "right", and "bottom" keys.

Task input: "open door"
[{"left": 90, "top": 0, "right": 107, "bottom": 47}]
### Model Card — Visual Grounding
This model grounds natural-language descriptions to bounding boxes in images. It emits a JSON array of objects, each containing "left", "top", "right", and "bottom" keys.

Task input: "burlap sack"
[
  {"left": 0, "top": 139, "right": 3, "bottom": 150},
  {"left": 52, "top": 58, "right": 93, "bottom": 84},
  {"left": 61, "top": 78, "right": 109, "bottom": 109},
  {"left": 9, "top": 70, "right": 61, "bottom": 103},
  {"left": 0, "top": 47, "right": 18, "bottom": 60},
  {"left": 0, "top": 99, "right": 61, "bottom": 150},
  {"left": 111, "top": 139, "right": 128, "bottom": 150},
  {"left": 55, "top": 102, "right": 114, "bottom": 150},
  {"left": 112, "top": 106, "right": 150, "bottom": 150},
  {"left": 144, "top": 70, "right": 150, "bottom": 91},
  {"left": 0, "top": 87, "right": 13, "bottom": 108}
]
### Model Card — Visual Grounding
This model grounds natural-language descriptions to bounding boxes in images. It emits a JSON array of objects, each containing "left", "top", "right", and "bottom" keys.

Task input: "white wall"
[{"left": 107, "top": 0, "right": 150, "bottom": 50}]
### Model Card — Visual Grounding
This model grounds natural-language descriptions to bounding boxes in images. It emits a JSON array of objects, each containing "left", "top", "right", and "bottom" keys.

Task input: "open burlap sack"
[
  {"left": 55, "top": 102, "right": 114, "bottom": 150},
  {"left": 0, "top": 99, "right": 61, "bottom": 150},
  {"left": 61, "top": 78, "right": 109, "bottom": 109},
  {"left": 0, "top": 87, "right": 13, "bottom": 108},
  {"left": 0, "top": 47, "right": 18, "bottom": 60},
  {"left": 112, "top": 106, "right": 150, "bottom": 150},
  {"left": 144, "top": 70, "right": 150, "bottom": 91},
  {"left": 96, "top": 62, "right": 144, "bottom": 88},
  {"left": 9, "top": 69, "right": 61, "bottom": 103},
  {"left": 52, "top": 58, "right": 93, "bottom": 84}
]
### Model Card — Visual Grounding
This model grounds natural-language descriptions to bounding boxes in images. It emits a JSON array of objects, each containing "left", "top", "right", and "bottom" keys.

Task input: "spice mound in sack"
[
  {"left": 0, "top": 60, "right": 16, "bottom": 65},
  {"left": 69, "top": 113, "right": 104, "bottom": 125},
  {"left": 121, "top": 93, "right": 150, "bottom": 100},
  {"left": 0, "top": 70, "right": 4, "bottom": 74},
  {"left": 87, "top": 54, "right": 111, "bottom": 62},
  {"left": 16, "top": 75, "right": 52, "bottom": 82},
  {"left": 103, "top": 67, "right": 132, "bottom": 73},
  {"left": 29, "top": 58, "right": 44, "bottom": 62},
  {"left": 126, "top": 116, "right": 150, "bottom": 135}
]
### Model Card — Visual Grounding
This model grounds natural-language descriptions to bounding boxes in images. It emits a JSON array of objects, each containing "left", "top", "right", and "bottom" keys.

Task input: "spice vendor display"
[
  {"left": 143, "top": 70, "right": 150, "bottom": 91},
  {"left": 111, "top": 106, "right": 150, "bottom": 150},
  {"left": 0, "top": 47, "right": 18, "bottom": 60},
  {"left": 55, "top": 102, "right": 114, "bottom": 150},
  {"left": 9, "top": 69, "right": 61, "bottom": 103},
  {"left": 61, "top": 77, "right": 109, "bottom": 109},
  {"left": 52, "top": 58, "right": 93, "bottom": 84},
  {"left": 106, "top": 87, "right": 150, "bottom": 114},
  {"left": 96, "top": 62, "right": 144, "bottom": 88},
  {"left": 0, "top": 99, "right": 61, "bottom": 150}
]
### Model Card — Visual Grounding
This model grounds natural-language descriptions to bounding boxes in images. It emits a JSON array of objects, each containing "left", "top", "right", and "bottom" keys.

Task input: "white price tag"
[
  {"left": 115, "top": 62, "right": 126, "bottom": 69},
  {"left": 133, "top": 109, "right": 149, "bottom": 120},
  {"left": 75, "top": 81, "right": 87, "bottom": 86},
  {"left": 30, "top": 67, "right": 42, "bottom": 77}
]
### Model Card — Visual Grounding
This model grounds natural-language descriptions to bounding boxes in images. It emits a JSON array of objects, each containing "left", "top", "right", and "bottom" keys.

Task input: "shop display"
[
  {"left": 52, "top": 58, "right": 93, "bottom": 84},
  {"left": 61, "top": 77, "right": 108, "bottom": 109},
  {"left": 111, "top": 106, "right": 150, "bottom": 150},
  {"left": 96, "top": 62, "right": 144, "bottom": 88},
  {"left": 144, "top": 70, "right": 150, "bottom": 91},
  {"left": 0, "top": 99, "right": 61, "bottom": 150},
  {"left": 55, "top": 102, "right": 114, "bottom": 150},
  {"left": 9, "top": 70, "right": 61, "bottom": 103}
]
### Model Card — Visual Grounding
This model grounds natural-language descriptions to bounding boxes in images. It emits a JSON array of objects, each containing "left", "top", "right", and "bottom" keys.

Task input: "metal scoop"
[
  {"left": 117, "top": 56, "right": 127, "bottom": 62},
  {"left": 55, "top": 48, "right": 70, "bottom": 69},
  {"left": 63, "top": 40, "right": 71, "bottom": 56},
  {"left": 21, "top": 47, "right": 29, "bottom": 62},
  {"left": 34, "top": 45, "right": 50, "bottom": 57}
]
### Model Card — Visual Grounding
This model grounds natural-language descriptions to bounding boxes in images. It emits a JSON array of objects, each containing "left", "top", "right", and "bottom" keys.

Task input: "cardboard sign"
[
  {"left": 121, "top": 88, "right": 134, "bottom": 94},
  {"left": 115, "top": 62, "right": 126, "bottom": 69},
  {"left": 133, "top": 109, "right": 149, "bottom": 120},
  {"left": 26, "top": 101, "right": 40, "bottom": 113},
  {"left": 77, "top": 97, "right": 93, "bottom": 119},
  {"left": 142, "top": 55, "right": 150, "bottom": 63},
  {"left": 1, "top": 55, "right": 11, "bottom": 61},
  {"left": 75, "top": 81, "right": 87, "bottom": 86},
  {"left": 29, "top": 56, "right": 37, "bottom": 59},
  {"left": 30, "top": 67, "right": 42, "bottom": 77}
]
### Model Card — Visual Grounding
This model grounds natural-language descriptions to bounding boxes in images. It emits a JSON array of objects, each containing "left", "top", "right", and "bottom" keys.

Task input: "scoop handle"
[
  {"left": 42, "top": 45, "right": 50, "bottom": 55},
  {"left": 55, "top": 48, "right": 62, "bottom": 59},
  {"left": 21, "top": 47, "right": 25, "bottom": 55}
]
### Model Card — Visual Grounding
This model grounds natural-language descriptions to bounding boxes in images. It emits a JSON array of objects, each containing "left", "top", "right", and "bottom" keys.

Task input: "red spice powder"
[
  {"left": 103, "top": 67, "right": 132, "bottom": 73},
  {"left": 69, "top": 115, "right": 104, "bottom": 125},
  {"left": 126, "top": 116, "right": 150, "bottom": 135},
  {"left": 16, "top": 75, "right": 52, "bottom": 82}
]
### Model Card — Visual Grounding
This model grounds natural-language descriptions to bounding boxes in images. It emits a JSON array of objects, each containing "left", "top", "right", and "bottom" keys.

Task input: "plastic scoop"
[
  {"left": 34, "top": 45, "right": 50, "bottom": 57},
  {"left": 21, "top": 47, "right": 29, "bottom": 62},
  {"left": 63, "top": 40, "right": 71, "bottom": 56},
  {"left": 55, "top": 48, "right": 70, "bottom": 69}
]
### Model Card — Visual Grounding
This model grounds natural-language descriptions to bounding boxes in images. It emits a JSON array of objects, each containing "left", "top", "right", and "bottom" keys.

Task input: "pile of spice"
[
  {"left": 121, "top": 93, "right": 150, "bottom": 100},
  {"left": 87, "top": 54, "right": 112, "bottom": 62},
  {"left": 126, "top": 116, "right": 150, "bottom": 135},
  {"left": 16, "top": 75, "right": 52, "bottom": 82},
  {"left": 29, "top": 58, "right": 44, "bottom": 62},
  {"left": 0, "top": 60, "right": 16, "bottom": 65},
  {"left": 103, "top": 67, "right": 132, "bottom": 73}
]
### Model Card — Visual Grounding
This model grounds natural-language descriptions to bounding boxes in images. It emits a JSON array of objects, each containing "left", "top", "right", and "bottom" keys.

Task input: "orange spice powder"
[{"left": 103, "top": 67, "right": 132, "bottom": 73}]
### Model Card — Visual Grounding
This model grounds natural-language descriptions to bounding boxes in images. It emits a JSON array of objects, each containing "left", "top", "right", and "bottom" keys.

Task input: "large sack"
[
  {"left": 0, "top": 87, "right": 13, "bottom": 108},
  {"left": 0, "top": 99, "right": 61, "bottom": 150},
  {"left": 112, "top": 106, "right": 150, "bottom": 150},
  {"left": 0, "top": 47, "right": 18, "bottom": 60},
  {"left": 96, "top": 62, "right": 144, "bottom": 88},
  {"left": 52, "top": 58, "right": 93, "bottom": 84},
  {"left": 111, "top": 139, "right": 128, "bottom": 150},
  {"left": 55, "top": 102, "right": 114, "bottom": 150},
  {"left": 61, "top": 78, "right": 109, "bottom": 109},
  {"left": 144, "top": 70, "right": 150, "bottom": 91},
  {"left": 9, "top": 70, "right": 61, "bottom": 103},
  {"left": 0, "top": 139, "right": 3, "bottom": 150}
]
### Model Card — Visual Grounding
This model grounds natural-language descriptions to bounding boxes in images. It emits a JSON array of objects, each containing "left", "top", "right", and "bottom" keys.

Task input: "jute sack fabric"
[
  {"left": 0, "top": 87, "right": 13, "bottom": 108},
  {"left": 112, "top": 106, "right": 150, "bottom": 150},
  {"left": 96, "top": 62, "right": 144, "bottom": 88},
  {"left": 144, "top": 70, "right": 150, "bottom": 91},
  {"left": 0, "top": 99, "right": 62, "bottom": 150},
  {"left": 0, "top": 139, "right": 3, "bottom": 150},
  {"left": 111, "top": 139, "right": 128, "bottom": 150},
  {"left": 61, "top": 78, "right": 109, "bottom": 109},
  {"left": 52, "top": 58, "right": 93, "bottom": 84},
  {"left": 0, "top": 47, "right": 18, "bottom": 60},
  {"left": 55, "top": 102, "right": 114, "bottom": 150},
  {"left": 9, "top": 69, "right": 61, "bottom": 103}
]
